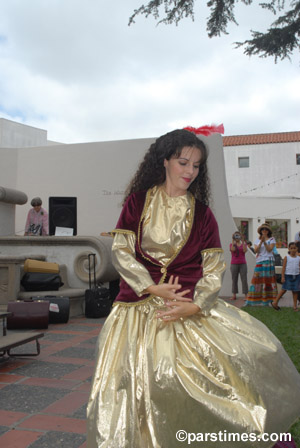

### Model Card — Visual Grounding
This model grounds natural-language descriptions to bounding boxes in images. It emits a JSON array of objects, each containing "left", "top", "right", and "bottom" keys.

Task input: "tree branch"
[
  {"left": 206, "top": 0, "right": 238, "bottom": 37},
  {"left": 235, "top": 2, "right": 300, "bottom": 60},
  {"left": 129, "top": 0, "right": 300, "bottom": 61},
  {"left": 129, "top": 0, "right": 195, "bottom": 26}
]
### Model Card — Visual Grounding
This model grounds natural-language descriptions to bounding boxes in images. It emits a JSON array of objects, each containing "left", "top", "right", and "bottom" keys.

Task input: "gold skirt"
[{"left": 87, "top": 298, "right": 300, "bottom": 448}]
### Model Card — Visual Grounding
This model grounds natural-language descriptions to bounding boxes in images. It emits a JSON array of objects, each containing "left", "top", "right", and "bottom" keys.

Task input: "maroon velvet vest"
[{"left": 113, "top": 190, "right": 221, "bottom": 304}]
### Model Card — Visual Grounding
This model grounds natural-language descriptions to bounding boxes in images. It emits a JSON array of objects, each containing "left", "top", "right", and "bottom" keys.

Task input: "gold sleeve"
[
  {"left": 193, "top": 249, "right": 226, "bottom": 316},
  {"left": 111, "top": 232, "right": 155, "bottom": 297}
]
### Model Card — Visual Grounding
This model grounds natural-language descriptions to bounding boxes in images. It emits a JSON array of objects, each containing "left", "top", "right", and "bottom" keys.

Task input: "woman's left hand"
[{"left": 156, "top": 300, "right": 200, "bottom": 322}]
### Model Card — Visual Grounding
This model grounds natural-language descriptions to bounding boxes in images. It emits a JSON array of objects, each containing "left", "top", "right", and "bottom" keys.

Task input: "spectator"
[
  {"left": 272, "top": 242, "right": 300, "bottom": 312},
  {"left": 246, "top": 223, "right": 277, "bottom": 306},
  {"left": 24, "top": 197, "right": 49, "bottom": 236},
  {"left": 230, "top": 232, "right": 248, "bottom": 300}
]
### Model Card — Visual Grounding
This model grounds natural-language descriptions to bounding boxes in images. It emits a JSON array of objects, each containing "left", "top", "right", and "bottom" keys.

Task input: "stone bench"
[
  {"left": 0, "top": 236, "right": 119, "bottom": 317},
  {"left": 0, "top": 255, "right": 46, "bottom": 307}
]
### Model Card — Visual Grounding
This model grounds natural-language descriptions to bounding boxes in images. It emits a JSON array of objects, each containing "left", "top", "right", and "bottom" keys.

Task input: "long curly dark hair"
[{"left": 123, "top": 129, "right": 211, "bottom": 205}]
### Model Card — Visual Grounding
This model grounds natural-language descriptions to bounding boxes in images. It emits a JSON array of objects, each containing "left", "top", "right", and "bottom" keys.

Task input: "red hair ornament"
[{"left": 184, "top": 124, "right": 224, "bottom": 136}]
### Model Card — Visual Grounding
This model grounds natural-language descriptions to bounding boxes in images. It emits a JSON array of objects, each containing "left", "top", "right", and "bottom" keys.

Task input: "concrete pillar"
[{"left": 0, "top": 186, "right": 28, "bottom": 236}]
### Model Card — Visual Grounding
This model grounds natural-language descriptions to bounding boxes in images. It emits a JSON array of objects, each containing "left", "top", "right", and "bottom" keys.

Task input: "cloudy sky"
[{"left": 0, "top": 0, "right": 299, "bottom": 143}]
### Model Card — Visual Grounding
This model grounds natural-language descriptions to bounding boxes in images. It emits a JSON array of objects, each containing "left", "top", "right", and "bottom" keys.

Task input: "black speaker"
[{"left": 49, "top": 197, "right": 77, "bottom": 236}]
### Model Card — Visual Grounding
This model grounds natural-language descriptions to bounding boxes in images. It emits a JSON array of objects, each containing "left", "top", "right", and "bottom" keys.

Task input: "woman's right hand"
[{"left": 145, "top": 275, "right": 192, "bottom": 302}]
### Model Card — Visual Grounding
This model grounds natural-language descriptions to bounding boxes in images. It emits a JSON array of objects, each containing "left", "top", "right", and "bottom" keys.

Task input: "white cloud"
[{"left": 0, "top": 0, "right": 299, "bottom": 143}]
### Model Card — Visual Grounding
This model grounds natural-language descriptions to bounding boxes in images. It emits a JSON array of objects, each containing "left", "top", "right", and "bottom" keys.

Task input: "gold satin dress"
[{"left": 87, "top": 188, "right": 300, "bottom": 448}]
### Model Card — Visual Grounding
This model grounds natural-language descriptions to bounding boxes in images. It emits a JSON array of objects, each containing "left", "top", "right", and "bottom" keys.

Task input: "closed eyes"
[{"left": 179, "top": 162, "right": 200, "bottom": 169}]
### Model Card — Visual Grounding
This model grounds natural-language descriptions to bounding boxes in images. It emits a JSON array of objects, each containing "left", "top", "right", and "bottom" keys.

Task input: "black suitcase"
[
  {"left": 85, "top": 253, "right": 111, "bottom": 318},
  {"left": 21, "top": 272, "right": 64, "bottom": 291},
  {"left": 32, "top": 296, "right": 70, "bottom": 324}
]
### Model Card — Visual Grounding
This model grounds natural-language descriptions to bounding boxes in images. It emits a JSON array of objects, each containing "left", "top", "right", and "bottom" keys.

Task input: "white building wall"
[
  {"left": 224, "top": 141, "right": 300, "bottom": 197},
  {"left": 224, "top": 140, "right": 300, "bottom": 245},
  {"left": 0, "top": 147, "right": 19, "bottom": 188},
  {"left": 0, "top": 118, "right": 48, "bottom": 148},
  {"left": 14, "top": 135, "right": 234, "bottom": 237},
  {"left": 8, "top": 134, "right": 242, "bottom": 296},
  {"left": 0, "top": 203, "right": 15, "bottom": 236},
  {"left": 229, "top": 196, "right": 300, "bottom": 244},
  {"left": 2, "top": 118, "right": 300, "bottom": 297},
  {"left": 15, "top": 138, "right": 152, "bottom": 235}
]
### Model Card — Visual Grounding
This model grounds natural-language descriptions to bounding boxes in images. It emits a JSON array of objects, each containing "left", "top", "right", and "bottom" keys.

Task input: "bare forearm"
[
  {"left": 254, "top": 243, "right": 261, "bottom": 254},
  {"left": 264, "top": 243, "right": 275, "bottom": 252}
]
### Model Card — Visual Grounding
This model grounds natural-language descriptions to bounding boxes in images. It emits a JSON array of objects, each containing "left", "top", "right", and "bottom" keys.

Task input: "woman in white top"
[
  {"left": 272, "top": 242, "right": 300, "bottom": 311},
  {"left": 246, "top": 223, "right": 278, "bottom": 306}
]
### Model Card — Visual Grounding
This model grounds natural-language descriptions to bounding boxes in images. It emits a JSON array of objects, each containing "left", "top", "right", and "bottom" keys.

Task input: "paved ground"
[
  {"left": 0, "top": 316, "right": 106, "bottom": 448},
  {"left": 0, "top": 292, "right": 296, "bottom": 448}
]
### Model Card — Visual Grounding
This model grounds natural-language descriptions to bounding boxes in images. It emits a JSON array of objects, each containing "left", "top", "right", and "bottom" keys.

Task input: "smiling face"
[
  {"left": 289, "top": 244, "right": 298, "bottom": 256},
  {"left": 163, "top": 146, "right": 202, "bottom": 197}
]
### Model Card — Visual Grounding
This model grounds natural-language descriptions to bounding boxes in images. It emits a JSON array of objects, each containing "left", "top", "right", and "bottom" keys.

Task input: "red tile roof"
[{"left": 223, "top": 131, "right": 300, "bottom": 147}]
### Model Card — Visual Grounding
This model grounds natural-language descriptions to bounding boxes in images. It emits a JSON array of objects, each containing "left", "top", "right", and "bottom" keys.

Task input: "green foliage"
[
  {"left": 129, "top": 0, "right": 300, "bottom": 61},
  {"left": 243, "top": 306, "right": 300, "bottom": 369},
  {"left": 236, "top": 0, "right": 300, "bottom": 61},
  {"left": 243, "top": 306, "right": 300, "bottom": 445},
  {"left": 128, "top": 0, "right": 195, "bottom": 26}
]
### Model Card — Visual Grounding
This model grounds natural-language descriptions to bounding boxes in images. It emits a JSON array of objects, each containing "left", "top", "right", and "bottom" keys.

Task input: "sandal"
[
  {"left": 271, "top": 302, "right": 281, "bottom": 311},
  {"left": 293, "top": 308, "right": 299, "bottom": 312}
]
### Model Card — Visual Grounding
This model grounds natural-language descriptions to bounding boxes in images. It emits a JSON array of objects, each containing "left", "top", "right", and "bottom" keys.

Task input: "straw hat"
[{"left": 257, "top": 223, "right": 272, "bottom": 235}]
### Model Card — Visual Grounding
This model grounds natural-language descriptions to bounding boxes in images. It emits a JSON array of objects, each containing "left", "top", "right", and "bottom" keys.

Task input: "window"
[
  {"left": 238, "top": 157, "right": 249, "bottom": 168},
  {"left": 266, "top": 220, "right": 288, "bottom": 248},
  {"left": 296, "top": 154, "right": 300, "bottom": 165},
  {"left": 238, "top": 220, "right": 249, "bottom": 241}
]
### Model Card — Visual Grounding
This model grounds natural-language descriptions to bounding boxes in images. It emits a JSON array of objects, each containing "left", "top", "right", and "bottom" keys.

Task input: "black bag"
[
  {"left": 274, "top": 253, "right": 283, "bottom": 266},
  {"left": 31, "top": 296, "right": 70, "bottom": 324},
  {"left": 21, "top": 273, "right": 64, "bottom": 291},
  {"left": 85, "top": 253, "right": 111, "bottom": 318}
]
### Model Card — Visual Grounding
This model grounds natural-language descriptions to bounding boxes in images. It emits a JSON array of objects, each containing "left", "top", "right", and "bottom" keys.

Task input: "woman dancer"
[{"left": 87, "top": 128, "right": 300, "bottom": 448}]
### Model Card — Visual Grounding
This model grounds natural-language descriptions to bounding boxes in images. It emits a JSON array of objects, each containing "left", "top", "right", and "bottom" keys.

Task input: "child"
[{"left": 272, "top": 242, "right": 300, "bottom": 311}]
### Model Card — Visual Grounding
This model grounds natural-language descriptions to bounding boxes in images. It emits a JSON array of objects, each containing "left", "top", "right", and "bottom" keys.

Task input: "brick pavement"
[
  {"left": 0, "top": 316, "right": 105, "bottom": 448},
  {"left": 0, "top": 293, "right": 296, "bottom": 448}
]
